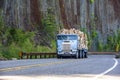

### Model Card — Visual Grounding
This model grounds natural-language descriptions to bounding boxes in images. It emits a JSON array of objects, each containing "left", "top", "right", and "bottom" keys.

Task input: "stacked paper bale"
[{"left": 59, "top": 28, "right": 88, "bottom": 50}]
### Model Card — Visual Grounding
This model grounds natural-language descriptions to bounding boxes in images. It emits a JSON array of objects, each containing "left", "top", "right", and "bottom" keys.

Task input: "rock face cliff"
[{"left": 0, "top": 0, "right": 120, "bottom": 51}]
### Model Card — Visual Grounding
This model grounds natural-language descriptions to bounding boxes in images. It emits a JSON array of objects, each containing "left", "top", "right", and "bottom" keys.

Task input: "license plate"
[{"left": 64, "top": 52, "right": 69, "bottom": 54}]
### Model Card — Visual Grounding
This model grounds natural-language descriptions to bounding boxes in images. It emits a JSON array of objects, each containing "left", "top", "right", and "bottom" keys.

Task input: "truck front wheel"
[
  {"left": 78, "top": 50, "right": 81, "bottom": 58},
  {"left": 75, "top": 52, "right": 79, "bottom": 59},
  {"left": 57, "top": 55, "right": 61, "bottom": 58}
]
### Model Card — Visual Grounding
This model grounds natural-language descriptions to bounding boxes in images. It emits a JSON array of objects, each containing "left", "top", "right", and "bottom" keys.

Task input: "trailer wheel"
[
  {"left": 84, "top": 52, "right": 88, "bottom": 58},
  {"left": 78, "top": 50, "right": 81, "bottom": 58},
  {"left": 79, "top": 50, "right": 82, "bottom": 58},
  {"left": 75, "top": 52, "right": 79, "bottom": 59},
  {"left": 81, "top": 49, "right": 84, "bottom": 58},
  {"left": 78, "top": 50, "right": 80, "bottom": 58},
  {"left": 83, "top": 49, "right": 88, "bottom": 58}
]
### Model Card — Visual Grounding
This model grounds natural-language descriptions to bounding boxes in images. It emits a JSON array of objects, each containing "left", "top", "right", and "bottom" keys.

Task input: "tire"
[
  {"left": 81, "top": 49, "right": 84, "bottom": 58},
  {"left": 79, "top": 50, "right": 82, "bottom": 58},
  {"left": 78, "top": 50, "right": 80, "bottom": 58},
  {"left": 84, "top": 49, "right": 88, "bottom": 58},
  {"left": 84, "top": 52, "right": 88, "bottom": 58},
  {"left": 57, "top": 55, "right": 60, "bottom": 59},
  {"left": 75, "top": 51, "right": 79, "bottom": 59}
]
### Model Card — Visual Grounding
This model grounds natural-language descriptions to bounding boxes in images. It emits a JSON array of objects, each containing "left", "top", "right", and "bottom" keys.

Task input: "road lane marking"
[
  {"left": 0, "top": 60, "right": 75, "bottom": 72},
  {"left": 93, "top": 58, "right": 118, "bottom": 80}
]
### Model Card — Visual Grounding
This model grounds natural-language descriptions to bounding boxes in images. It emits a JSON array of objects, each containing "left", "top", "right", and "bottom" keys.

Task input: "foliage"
[
  {"left": 80, "top": 27, "right": 87, "bottom": 33},
  {"left": 42, "top": 8, "right": 58, "bottom": 41},
  {"left": 0, "top": 44, "right": 4, "bottom": 59},
  {"left": 1, "top": 43, "right": 20, "bottom": 59},
  {"left": 107, "top": 30, "right": 120, "bottom": 51},
  {"left": 83, "top": 25, "right": 120, "bottom": 51},
  {"left": 0, "top": 27, "right": 34, "bottom": 59},
  {"left": 91, "top": 28, "right": 97, "bottom": 39},
  {"left": 87, "top": 33, "right": 92, "bottom": 49},
  {"left": 33, "top": 8, "right": 58, "bottom": 48},
  {"left": 35, "top": 40, "right": 56, "bottom": 53},
  {"left": 96, "top": 29, "right": 120, "bottom": 51},
  {"left": 97, "top": 41, "right": 104, "bottom": 51},
  {"left": 0, "top": 28, "right": 56, "bottom": 59},
  {"left": 80, "top": 27, "right": 92, "bottom": 49},
  {"left": 115, "top": 44, "right": 119, "bottom": 52},
  {"left": 90, "top": 13, "right": 97, "bottom": 39},
  {"left": 0, "top": 30, "right": 56, "bottom": 59},
  {"left": 90, "top": 0, "right": 95, "bottom": 4}
]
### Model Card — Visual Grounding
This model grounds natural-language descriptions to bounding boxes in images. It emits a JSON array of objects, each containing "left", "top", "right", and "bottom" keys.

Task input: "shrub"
[
  {"left": 90, "top": 0, "right": 95, "bottom": 4},
  {"left": 0, "top": 29, "right": 56, "bottom": 59},
  {"left": 98, "top": 41, "right": 104, "bottom": 51}
]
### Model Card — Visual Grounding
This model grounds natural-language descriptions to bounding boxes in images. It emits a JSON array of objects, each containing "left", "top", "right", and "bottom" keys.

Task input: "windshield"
[{"left": 57, "top": 35, "right": 78, "bottom": 40}]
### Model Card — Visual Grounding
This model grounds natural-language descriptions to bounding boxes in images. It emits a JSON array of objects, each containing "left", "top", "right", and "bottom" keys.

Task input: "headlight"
[{"left": 58, "top": 51, "right": 63, "bottom": 54}]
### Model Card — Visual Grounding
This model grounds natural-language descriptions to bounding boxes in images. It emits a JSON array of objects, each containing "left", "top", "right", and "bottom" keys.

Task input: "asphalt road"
[{"left": 0, "top": 55, "right": 120, "bottom": 80}]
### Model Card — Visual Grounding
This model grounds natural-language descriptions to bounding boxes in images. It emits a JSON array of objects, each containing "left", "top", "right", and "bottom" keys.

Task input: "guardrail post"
[
  {"left": 49, "top": 54, "right": 50, "bottom": 58},
  {"left": 20, "top": 52, "right": 57, "bottom": 59},
  {"left": 19, "top": 52, "right": 23, "bottom": 59},
  {"left": 44, "top": 55, "right": 46, "bottom": 58},
  {"left": 40, "top": 55, "right": 41, "bottom": 58},
  {"left": 35, "top": 54, "right": 37, "bottom": 59},
  {"left": 26, "top": 53, "right": 29, "bottom": 59},
  {"left": 54, "top": 54, "right": 56, "bottom": 58},
  {"left": 30, "top": 54, "right": 32, "bottom": 59}
]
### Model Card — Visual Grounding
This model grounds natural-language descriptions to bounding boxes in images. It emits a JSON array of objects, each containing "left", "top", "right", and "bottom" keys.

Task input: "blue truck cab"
[
  {"left": 56, "top": 34, "right": 80, "bottom": 58},
  {"left": 56, "top": 34, "right": 88, "bottom": 58}
]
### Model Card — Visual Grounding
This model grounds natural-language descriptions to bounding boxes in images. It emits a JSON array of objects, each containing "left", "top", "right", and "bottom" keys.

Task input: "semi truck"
[{"left": 56, "top": 33, "right": 88, "bottom": 59}]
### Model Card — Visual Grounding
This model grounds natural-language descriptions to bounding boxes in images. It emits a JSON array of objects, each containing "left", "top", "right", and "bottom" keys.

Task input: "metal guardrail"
[
  {"left": 19, "top": 52, "right": 57, "bottom": 59},
  {"left": 19, "top": 52, "right": 118, "bottom": 59}
]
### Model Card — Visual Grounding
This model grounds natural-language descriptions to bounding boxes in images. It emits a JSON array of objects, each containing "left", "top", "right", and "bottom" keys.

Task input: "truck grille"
[{"left": 62, "top": 43, "right": 71, "bottom": 51}]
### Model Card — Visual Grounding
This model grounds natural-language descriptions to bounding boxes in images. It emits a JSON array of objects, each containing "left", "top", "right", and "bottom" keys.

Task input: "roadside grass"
[{"left": 0, "top": 41, "right": 56, "bottom": 60}]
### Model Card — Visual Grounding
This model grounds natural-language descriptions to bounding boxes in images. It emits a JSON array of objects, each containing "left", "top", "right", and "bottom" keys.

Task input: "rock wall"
[{"left": 0, "top": 0, "right": 120, "bottom": 51}]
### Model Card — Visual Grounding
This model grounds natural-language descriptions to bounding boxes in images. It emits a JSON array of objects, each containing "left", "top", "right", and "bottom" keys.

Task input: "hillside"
[{"left": 0, "top": 0, "right": 120, "bottom": 52}]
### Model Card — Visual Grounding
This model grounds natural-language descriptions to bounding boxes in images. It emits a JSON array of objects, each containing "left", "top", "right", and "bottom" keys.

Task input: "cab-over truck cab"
[{"left": 56, "top": 34, "right": 88, "bottom": 58}]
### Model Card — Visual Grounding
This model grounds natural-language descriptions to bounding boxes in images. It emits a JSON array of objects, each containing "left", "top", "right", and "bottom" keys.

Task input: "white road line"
[{"left": 93, "top": 58, "right": 118, "bottom": 80}]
